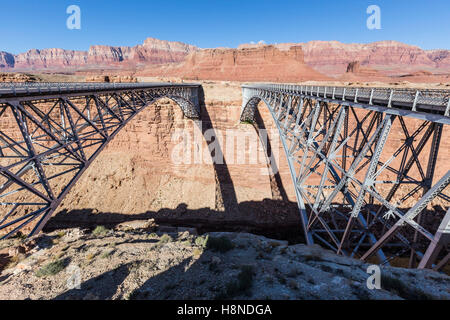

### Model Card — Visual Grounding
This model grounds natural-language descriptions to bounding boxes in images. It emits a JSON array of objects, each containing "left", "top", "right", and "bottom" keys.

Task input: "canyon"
[{"left": 1, "top": 38, "right": 449, "bottom": 83}]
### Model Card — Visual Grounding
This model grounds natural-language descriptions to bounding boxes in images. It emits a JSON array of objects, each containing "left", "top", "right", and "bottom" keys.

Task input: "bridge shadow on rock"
[
  {"left": 51, "top": 253, "right": 243, "bottom": 300},
  {"left": 197, "top": 86, "right": 239, "bottom": 213},
  {"left": 252, "top": 108, "right": 289, "bottom": 202},
  {"left": 51, "top": 239, "right": 273, "bottom": 300},
  {"left": 44, "top": 199, "right": 304, "bottom": 244},
  {"left": 55, "top": 262, "right": 134, "bottom": 300}
]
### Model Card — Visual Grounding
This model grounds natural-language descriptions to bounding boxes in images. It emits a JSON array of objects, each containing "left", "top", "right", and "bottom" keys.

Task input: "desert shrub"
[
  {"left": 381, "top": 274, "right": 434, "bottom": 300},
  {"left": 4, "top": 254, "right": 26, "bottom": 270},
  {"left": 302, "top": 251, "right": 323, "bottom": 262},
  {"left": 158, "top": 234, "right": 172, "bottom": 244},
  {"left": 206, "top": 236, "right": 234, "bottom": 253},
  {"left": 35, "top": 259, "right": 67, "bottom": 277},
  {"left": 100, "top": 250, "right": 114, "bottom": 259},
  {"left": 92, "top": 225, "right": 109, "bottom": 237},
  {"left": 56, "top": 231, "right": 66, "bottom": 238},
  {"left": 222, "top": 265, "right": 255, "bottom": 298},
  {"left": 195, "top": 235, "right": 209, "bottom": 248}
]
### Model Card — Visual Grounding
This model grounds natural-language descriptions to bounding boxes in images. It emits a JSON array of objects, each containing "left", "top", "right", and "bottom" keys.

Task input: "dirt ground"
[{"left": 0, "top": 225, "right": 449, "bottom": 300}]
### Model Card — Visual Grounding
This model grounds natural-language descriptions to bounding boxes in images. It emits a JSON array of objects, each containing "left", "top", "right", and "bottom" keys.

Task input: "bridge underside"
[
  {"left": 0, "top": 83, "right": 200, "bottom": 239},
  {"left": 242, "top": 85, "right": 450, "bottom": 270}
]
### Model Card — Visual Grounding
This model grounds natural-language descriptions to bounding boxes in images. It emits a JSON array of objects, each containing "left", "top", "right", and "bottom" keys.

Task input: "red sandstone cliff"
[
  {"left": 6, "top": 38, "right": 197, "bottom": 71},
  {"left": 239, "top": 40, "right": 450, "bottom": 77},
  {"left": 299, "top": 41, "right": 450, "bottom": 76},
  {"left": 141, "top": 45, "right": 329, "bottom": 82},
  {"left": 0, "top": 51, "right": 15, "bottom": 69},
  {"left": 2, "top": 38, "right": 449, "bottom": 82},
  {"left": 339, "top": 61, "right": 388, "bottom": 82}
]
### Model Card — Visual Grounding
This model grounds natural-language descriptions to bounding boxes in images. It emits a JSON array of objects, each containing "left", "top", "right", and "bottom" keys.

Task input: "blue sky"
[{"left": 0, "top": 0, "right": 448, "bottom": 54}]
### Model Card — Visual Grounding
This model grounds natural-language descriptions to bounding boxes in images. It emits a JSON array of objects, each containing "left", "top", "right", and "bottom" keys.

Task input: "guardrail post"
[
  {"left": 412, "top": 91, "right": 420, "bottom": 112},
  {"left": 446, "top": 98, "right": 450, "bottom": 117},
  {"left": 388, "top": 90, "right": 394, "bottom": 108},
  {"left": 369, "top": 89, "right": 374, "bottom": 105}
]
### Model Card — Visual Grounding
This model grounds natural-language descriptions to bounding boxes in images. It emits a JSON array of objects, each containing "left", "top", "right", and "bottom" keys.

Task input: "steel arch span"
[
  {"left": 241, "top": 84, "right": 450, "bottom": 270},
  {"left": 0, "top": 83, "right": 201, "bottom": 239}
]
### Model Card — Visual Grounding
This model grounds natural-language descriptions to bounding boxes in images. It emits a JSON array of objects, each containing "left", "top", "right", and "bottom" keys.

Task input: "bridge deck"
[
  {"left": 0, "top": 82, "right": 200, "bottom": 99},
  {"left": 243, "top": 84, "right": 450, "bottom": 120}
]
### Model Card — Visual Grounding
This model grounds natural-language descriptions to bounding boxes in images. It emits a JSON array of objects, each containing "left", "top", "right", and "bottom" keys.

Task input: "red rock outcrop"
[
  {"left": 298, "top": 40, "right": 450, "bottom": 76},
  {"left": 8, "top": 38, "right": 197, "bottom": 71},
  {"left": 85, "top": 75, "right": 137, "bottom": 83},
  {"left": 14, "top": 49, "right": 88, "bottom": 70},
  {"left": 340, "top": 61, "right": 388, "bottom": 82},
  {"left": 2, "top": 38, "right": 449, "bottom": 82},
  {"left": 0, "top": 73, "right": 37, "bottom": 82},
  {"left": 141, "top": 45, "right": 329, "bottom": 82},
  {"left": 237, "top": 41, "right": 450, "bottom": 79},
  {"left": 0, "top": 52, "right": 15, "bottom": 69}
]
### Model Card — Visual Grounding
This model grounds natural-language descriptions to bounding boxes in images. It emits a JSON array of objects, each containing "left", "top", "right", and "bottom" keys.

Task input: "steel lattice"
[
  {"left": 242, "top": 84, "right": 450, "bottom": 270},
  {"left": 0, "top": 83, "right": 200, "bottom": 239}
]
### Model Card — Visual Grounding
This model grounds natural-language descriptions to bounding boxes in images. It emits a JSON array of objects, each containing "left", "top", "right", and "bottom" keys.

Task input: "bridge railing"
[
  {"left": 0, "top": 82, "right": 200, "bottom": 98},
  {"left": 243, "top": 84, "right": 450, "bottom": 116}
]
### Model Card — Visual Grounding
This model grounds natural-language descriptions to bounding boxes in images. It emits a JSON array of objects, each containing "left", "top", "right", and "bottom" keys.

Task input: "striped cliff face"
[{"left": 1, "top": 38, "right": 198, "bottom": 71}]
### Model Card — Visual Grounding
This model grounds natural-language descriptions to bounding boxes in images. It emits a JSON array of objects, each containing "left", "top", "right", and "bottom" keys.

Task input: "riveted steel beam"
[
  {"left": 242, "top": 84, "right": 450, "bottom": 269},
  {"left": 0, "top": 83, "right": 201, "bottom": 239}
]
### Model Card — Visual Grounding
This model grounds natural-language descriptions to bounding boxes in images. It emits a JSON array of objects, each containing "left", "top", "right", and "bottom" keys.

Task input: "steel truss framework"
[
  {"left": 242, "top": 84, "right": 450, "bottom": 270},
  {"left": 0, "top": 83, "right": 200, "bottom": 239}
]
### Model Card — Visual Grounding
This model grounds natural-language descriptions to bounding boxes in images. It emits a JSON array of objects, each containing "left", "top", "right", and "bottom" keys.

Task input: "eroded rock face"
[
  {"left": 14, "top": 49, "right": 88, "bottom": 70},
  {"left": 239, "top": 40, "right": 450, "bottom": 77},
  {"left": 0, "top": 73, "right": 37, "bottom": 82},
  {"left": 142, "top": 45, "right": 330, "bottom": 82},
  {"left": 85, "top": 75, "right": 137, "bottom": 83},
  {"left": 299, "top": 40, "right": 450, "bottom": 76},
  {"left": 2, "top": 39, "right": 449, "bottom": 82},
  {"left": 0, "top": 52, "right": 15, "bottom": 69},
  {"left": 340, "top": 61, "right": 387, "bottom": 82},
  {"left": 7, "top": 38, "right": 197, "bottom": 71}
]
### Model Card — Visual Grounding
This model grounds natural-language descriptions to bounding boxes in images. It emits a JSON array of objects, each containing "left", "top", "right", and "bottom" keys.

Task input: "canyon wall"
[
  {"left": 3, "top": 38, "right": 197, "bottom": 71},
  {"left": 0, "top": 52, "right": 15, "bottom": 69},
  {"left": 43, "top": 81, "right": 450, "bottom": 237},
  {"left": 300, "top": 41, "right": 450, "bottom": 76},
  {"left": 240, "top": 40, "right": 450, "bottom": 77},
  {"left": 140, "top": 45, "right": 330, "bottom": 82},
  {"left": 1, "top": 38, "right": 449, "bottom": 82},
  {"left": 0, "top": 80, "right": 448, "bottom": 237},
  {"left": 47, "top": 82, "right": 301, "bottom": 234}
]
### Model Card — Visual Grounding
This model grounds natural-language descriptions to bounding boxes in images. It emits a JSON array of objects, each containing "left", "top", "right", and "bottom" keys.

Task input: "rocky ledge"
[{"left": 0, "top": 222, "right": 448, "bottom": 300}]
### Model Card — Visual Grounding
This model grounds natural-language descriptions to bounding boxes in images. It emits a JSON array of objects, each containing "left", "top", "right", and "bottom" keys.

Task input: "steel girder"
[
  {"left": 242, "top": 84, "right": 450, "bottom": 270},
  {"left": 0, "top": 83, "right": 201, "bottom": 239}
]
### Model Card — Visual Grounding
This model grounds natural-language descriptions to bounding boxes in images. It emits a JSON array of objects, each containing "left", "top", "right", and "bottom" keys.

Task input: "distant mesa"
[
  {"left": 1, "top": 38, "right": 197, "bottom": 71},
  {"left": 1, "top": 37, "right": 449, "bottom": 83},
  {"left": 140, "top": 45, "right": 330, "bottom": 82}
]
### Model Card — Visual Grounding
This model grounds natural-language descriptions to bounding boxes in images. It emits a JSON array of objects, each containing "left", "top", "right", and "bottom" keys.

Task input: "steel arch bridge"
[
  {"left": 0, "top": 82, "right": 200, "bottom": 240},
  {"left": 241, "top": 84, "right": 450, "bottom": 270}
]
